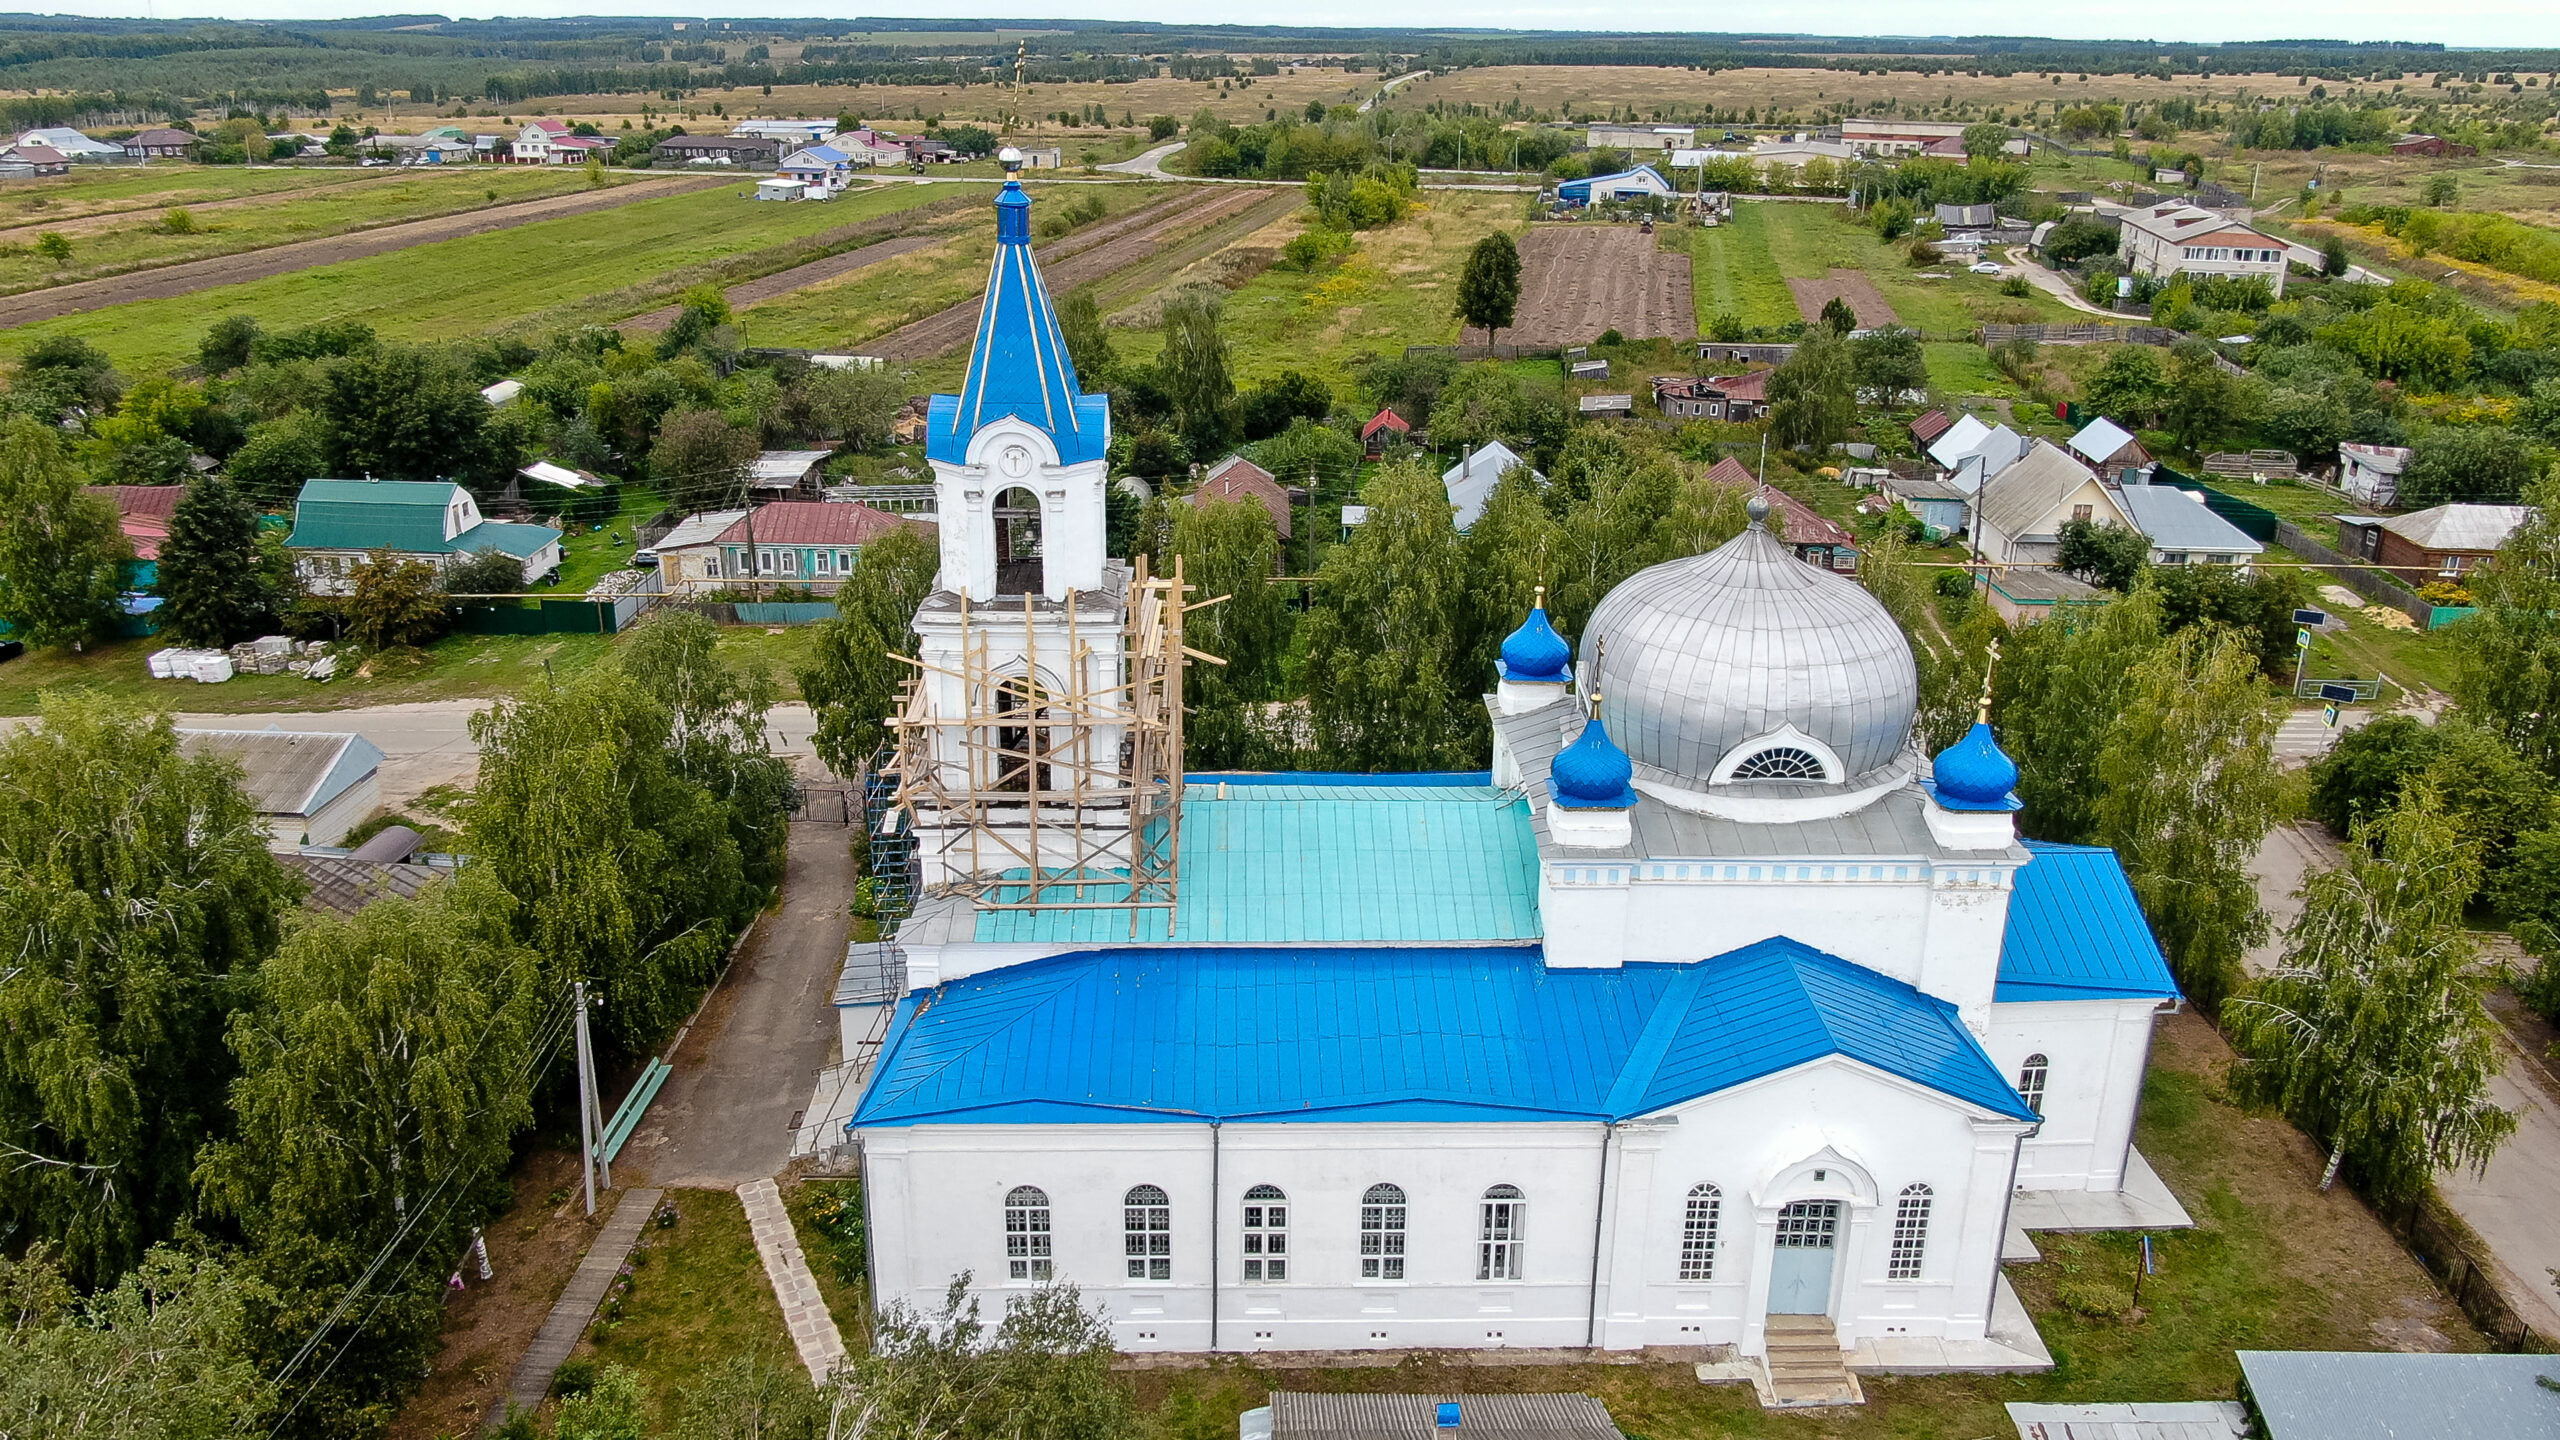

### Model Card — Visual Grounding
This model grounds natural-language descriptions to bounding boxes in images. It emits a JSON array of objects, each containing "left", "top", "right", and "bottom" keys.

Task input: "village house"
[
  {"left": 2336, "top": 504, "right": 2531, "bottom": 582},
  {"left": 2065, "top": 418, "right": 2153, "bottom": 481},
  {"left": 2337, "top": 443, "right": 2412, "bottom": 507},
  {"left": 655, "top": 132, "right": 781, "bottom": 166},
  {"left": 122, "top": 127, "right": 197, "bottom": 160},
  {"left": 175, "top": 728, "right": 384, "bottom": 850},
  {"left": 85, "top": 485, "right": 180, "bottom": 588},
  {"left": 1652, "top": 372, "right": 1769, "bottom": 422},
  {"left": 1971, "top": 441, "right": 2134, "bottom": 565},
  {"left": 283, "top": 478, "right": 562, "bottom": 595},
  {"left": 1360, "top": 407, "right": 1412, "bottom": 457},
  {"left": 509, "top": 120, "right": 610, "bottom": 165},
  {"left": 1556, "top": 164, "right": 1673, "bottom": 206},
  {"left": 1443, "top": 441, "right": 1541, "bottom": 531},
  {"left": 731, "top": 118, "right": 840, "bottom": 145},
  {"left": 16, "top": 126, "right": 126, "bottom": 160},
  {"left": 659, "top": 501, "right": 922, "bottom": 594},
  {"left": 1185, "top": 455, "right": 1295, "bottom": 547},
  {"left": 1879, "top": 470, "right": 1972, "bottom": 541},
  {"left": 1707, "top": 459, "right": 1857, "bottom": 571},
  {"left": 2115, "top": 203, "right": 2290, "bottom": 297},
  {"left": 0, "top": 143, "right": 71, "bottom": 177},
  {"left": 2114, "top": 482, "right": 2264, "bottom": 570}
]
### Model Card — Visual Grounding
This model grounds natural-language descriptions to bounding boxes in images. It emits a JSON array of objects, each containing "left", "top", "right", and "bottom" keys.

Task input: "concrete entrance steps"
[{"left": 1758, "top": 1315, "right": 1863, "bottom": 1408}]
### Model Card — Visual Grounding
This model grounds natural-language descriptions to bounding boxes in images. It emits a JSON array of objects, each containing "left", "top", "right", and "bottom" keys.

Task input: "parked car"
[
  {"left": 630, "top": 549, "right": 659, "bottom": 569},
  {"left": 1969, "top": 261, "right": 2003, "bottom": 275}
]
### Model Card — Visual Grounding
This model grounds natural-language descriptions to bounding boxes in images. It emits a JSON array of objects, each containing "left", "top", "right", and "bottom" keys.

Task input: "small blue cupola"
[
  {"left": 1498, "top": 585, "right": 1572, "bottom": 683},
  {"left": 1928, "top": 644, "right": 2019, "bottom": 812},
  {"left": 1551, "top": 695, "right": 1639, "bottom": 810},
  {"left": 927, "top": 176, "right": 1110, "bottom": 468}
]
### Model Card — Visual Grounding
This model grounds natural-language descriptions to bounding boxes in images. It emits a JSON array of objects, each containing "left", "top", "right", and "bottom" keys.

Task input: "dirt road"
[
  {"left": 1502, "top": 224, "right": 1695, "bottom": 347},
  {"left": 869, "top": 184, "right": 1278, "bottom": 358},
  {"left": 0, "top": 173, "right": 733, "bottom": 329}
]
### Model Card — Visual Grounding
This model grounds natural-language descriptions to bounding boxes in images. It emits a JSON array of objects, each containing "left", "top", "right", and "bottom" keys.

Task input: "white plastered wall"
[{"left": 1983, "top": 997, "right": 2164, "bottom": 1192}]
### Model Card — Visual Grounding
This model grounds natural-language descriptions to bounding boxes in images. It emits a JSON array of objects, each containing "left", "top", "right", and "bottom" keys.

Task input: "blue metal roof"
[
  {"left": 1996, "top": 840, "right": 2180, "bottom": 1003},
  {"left": 927, "top": 179, "right": 1109, "bottom": 468},
  {"left": 853, "top": 937, "right": 2036, "bottom": 1128},
  {"left": 971, "top": 783, "right": 1542, "bottom": 945}
]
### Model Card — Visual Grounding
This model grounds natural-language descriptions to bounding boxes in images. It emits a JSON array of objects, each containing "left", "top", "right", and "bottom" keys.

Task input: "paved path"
[
  {"left": 2000, "top": 247, "right": 2122, "bottom": 317},
  {"left": 0, "top": 174, "right": 730, "bottom": 328},
  {"left": 1099, "top": 140, "right": 1186, "bottom": 179},
  {"left": 617, "top": 819, "right": 853, "bottom": 1188},
  {"left": 491, "top": 1187, "right": 662, "bottom": 1424},
  {"left": 739, "top": 1178, "right": 848, "bottom": 1381},
  {"left": 1358, "top": 69, "right": 1430, "bottom": 112},
  {"left": 2437, "top": 1045, "right": 2560, "bottom": 1341},
  {"left": 2244, "top": 822, "right": 2340, "bottom": 976}
]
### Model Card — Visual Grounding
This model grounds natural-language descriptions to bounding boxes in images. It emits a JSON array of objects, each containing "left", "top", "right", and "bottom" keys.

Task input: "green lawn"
[
  {"left": 575, "top": 1187, "right": 796, "bottom": 1434},
  {"left": 737, "top": 181, "right": 1167, "bottom": 352},
  {"left": 1134, "top": 1013, "right": 2484, "bottom": 1439},
  {"left": 8, "top": 181, "right": 973, "bottom": 374},
  {"left": 1687, "top": 204, "right": 1799, "bottom": 329},
  {"left": 0, "top": 163, "right": 391, "bottom": 230},
  {"left": 1923, "top": 340, "right": 2023, "bottom": 399},
  {"left": 0, "top": 166, "right": 616, "bottom": 296},
  {"left": 0, "top": 617, "right": 825, "bottom": 716},
  {"left": 552, "top": 490, "right": 668, "bottom": 593},
  {"left": 1688, "top": 200, "right": 2086, "bottom": 340}
]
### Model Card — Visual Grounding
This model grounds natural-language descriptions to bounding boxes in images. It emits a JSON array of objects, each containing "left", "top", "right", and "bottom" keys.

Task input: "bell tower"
[{"left": 885, "top": 157, "right": 1193, "bottom": 926}]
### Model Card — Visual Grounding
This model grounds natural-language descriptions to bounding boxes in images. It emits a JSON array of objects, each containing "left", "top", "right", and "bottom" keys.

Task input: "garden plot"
[
  {"left": 1788, "top": 268, "right": 1901, "bottom": 329},
  {"left": 1503, "top": 223, "right": 1695, "bottom": 347}
]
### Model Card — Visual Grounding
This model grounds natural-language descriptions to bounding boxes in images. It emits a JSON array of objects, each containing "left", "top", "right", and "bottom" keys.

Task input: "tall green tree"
[
  {"left": 154, "top": 471, "right": 271, "bottom": 647},
  {"left": 0, "top": 697, "right": 296, "bottom": 1283},
  {"left": 1300, "top": 463, "right": 1481, "bottom": 770},
  {"left": 800, "top": 524, "right": 941, "bottom": 778},
  {"left": 2083, "top": 346, "right": 2169, "bottom": 429},
  {"left": 1765, "top": 334, "right": 1857, "bottom": 452},
  {"left": 1167, "top": 495, "right": 1290, "bottom": 769},
  {"left": 466, "top": 668, "right": 748, "bottom": 1054},
  {"left": 198, "top": 867, "right": 542, "bottom": 1440},
  {"left": 1454, "top": 231, "right": 1522, "bottom": 344},
  {"left": 2229, "top": 788, "right": 2515, "bottom": 1203},
  {"left": 0, "top": 416, "right": 129, "bottom": 651},
  {"left": 619, "top": 610, "right": 799, "bottom": 895},
  {"left": 344, "top": 548, "right": 448, "bottom": 651},
  {"left": 0, "top": 1245, "right": 274, "bottom": 1440},
  {"left": 1056, "top": 288, "right": 1117, "bottom": 385},
  {"left": 2452, "top": 467, "right": 2560, "bottom": 773},
  {"left": 2092, "top": 624, "right": 2283, "bottom": 1011},
  {"left": 1995, "top": 587, "right": 2165, "bottom": 845},
  {"left": 1157, "top": 285, "right": 1233, "bottom": 456},
  {"left": 318, "top": 345, "right": 489, "bottom": 486}
]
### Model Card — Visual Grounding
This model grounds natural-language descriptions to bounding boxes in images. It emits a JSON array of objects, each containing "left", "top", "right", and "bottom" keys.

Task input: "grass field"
[
  {"left": 0, "top": 166, "right": 622, "bottom": 296},
  {"left": 736, "top": 181, "right": 1169, "bottom": 351},
  {"left": 5, "top": 180, "right": 977, "bottom": 374},
  {"left": 1686, "top": 204, "right": 1800, "bottom": 328},
  {"left": 574, "top": 1187, "right": 797, "bottom": 1435},
  {"left": 1134, "top": 1011, "right": 2483, "bottom": 1438},
  {"left": 1107, "top": 189, "right": 1522, "bottom": 387},
  {"left": 0, "top": 163, "right": 393, "bottom": 230}
]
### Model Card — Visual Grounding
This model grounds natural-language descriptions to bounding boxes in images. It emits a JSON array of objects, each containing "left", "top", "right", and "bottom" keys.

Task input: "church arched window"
[
  {"left": 1477, "top": 1184, "right": 1526, "bottom": 1280},
  {"left": 1004, "top": 1185, "right": 1052, "bottom": 1281},
  {"left": 1887, "top": 1184, "right": 1932, "bottom": 1281},
  {"left": 2017, "top": 1054, "right": 2049, "bottom": 1117},
  {"left": 1730, "top": 746, "right": 1828, "bottom": 781},
  {"left": 1678, "top": 1184, "right": 1721, "bottom": 1282},
  {"left": 1123, "top": 1184, "right": 1171, "bottom": 1280},
  {"left": 1360, "top": 1184, "right": 1406, "bottom": 1280},
  {"left": 993, "top": 485, "right": 1044, "bottom": 595},
  {"left": 1241, "top": 1185, "right": 1288, "bottom": 1282}
]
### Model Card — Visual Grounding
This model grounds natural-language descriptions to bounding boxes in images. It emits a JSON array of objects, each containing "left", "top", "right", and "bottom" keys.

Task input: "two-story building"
[
  {"left": 510, "top": 121, "right": 610, "bottom": 165},
  {"left": 654, "top": 500, "right": 926, "bottom": 594},
  {"left": 283, "top": 478, "right": 562, "bottom": 594},
  {"left": 2116, "top": 204, "right": 2289, "bottom": 297}
]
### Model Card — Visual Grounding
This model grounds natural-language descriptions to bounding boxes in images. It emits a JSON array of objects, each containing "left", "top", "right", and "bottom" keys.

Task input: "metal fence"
[
  {"left": 454, "top": 594, "right": 656, "bottom": 635},
  {"left": 1980, "top": 323, "right": 2181, "bottom": 345},
  {"left": 2271, "top": 519, "right": 2432, "bottom": 627}
]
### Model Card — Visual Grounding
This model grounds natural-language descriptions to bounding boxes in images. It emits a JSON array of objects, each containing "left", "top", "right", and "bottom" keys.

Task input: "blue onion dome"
[
  {"left": 1552, "top": 696, "right": 1639, "bottom": 809},
  {"left": 1931, "top": 722, "right": 2021, "bottom": 811},
  {"left": 1499, "top": 586, "right": 1572, "bottom": 683}
]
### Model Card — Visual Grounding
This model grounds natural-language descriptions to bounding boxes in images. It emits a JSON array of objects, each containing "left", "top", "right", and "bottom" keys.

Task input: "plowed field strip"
[
  {"left": 1503, "top": 224, "right": 1695, "bottom": 347},
  {"left": 868, "top": 185, "right": 1277, "bottom": 359}
]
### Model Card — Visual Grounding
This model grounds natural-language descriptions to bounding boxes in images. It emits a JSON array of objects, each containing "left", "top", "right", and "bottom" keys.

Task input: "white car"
[{"left": 1969, "top": 261, "right": 2004, "bottom": 275}]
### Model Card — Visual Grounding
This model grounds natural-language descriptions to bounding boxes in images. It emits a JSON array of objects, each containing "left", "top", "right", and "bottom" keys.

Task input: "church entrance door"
[{"left": 1767, "top": 1200, "right": 1840, "bottom": 1315}]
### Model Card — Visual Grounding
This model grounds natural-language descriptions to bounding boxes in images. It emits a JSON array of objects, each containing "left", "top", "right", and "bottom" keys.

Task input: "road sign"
[
  {"left": 2292, "top": 608, "right": 2329, "bottom": 627},
  {"left": 2319, "top": 682, "right": 2359, "bottom": 704},
  {"left": 2324, "top": 704, "right": 2341, "bottom": 728},
  {"left": 2295, "top": 627, "right": 2312, "bottom": 651}
]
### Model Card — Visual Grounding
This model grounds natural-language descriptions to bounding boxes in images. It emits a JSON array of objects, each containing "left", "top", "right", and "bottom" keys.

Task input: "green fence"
[
  {"left": 2151, "top": 466, "right": 2280, "bottom": 543},
  {"left": 455, "top": 599, "right": 620, "bottom": 635}
]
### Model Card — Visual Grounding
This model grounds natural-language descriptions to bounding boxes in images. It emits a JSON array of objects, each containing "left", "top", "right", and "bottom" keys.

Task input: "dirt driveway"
[
  {"left": 0, "top": 173, "right": 732, "bottom": 329},
  {"left": 1498, "top": 223, "right": 1694, "bottom": 347},
  {"left": 1787, "top": 268, "right": 1899, "bottom": 329}
]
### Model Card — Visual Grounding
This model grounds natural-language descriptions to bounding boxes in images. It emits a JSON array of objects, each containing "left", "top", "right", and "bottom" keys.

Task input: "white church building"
[{"left": 846, "top": 175, "right": 2186, "bottom": 1380}]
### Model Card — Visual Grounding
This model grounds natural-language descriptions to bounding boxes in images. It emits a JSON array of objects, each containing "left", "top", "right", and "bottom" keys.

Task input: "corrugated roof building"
[{"left": 177, "top": 727, "right": 383, "bottom": 849}]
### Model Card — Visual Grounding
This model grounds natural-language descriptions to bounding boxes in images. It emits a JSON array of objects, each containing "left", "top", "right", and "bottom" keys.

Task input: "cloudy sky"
[{"left": 49, "top": 1, "right": 2560, "bottom": 49}]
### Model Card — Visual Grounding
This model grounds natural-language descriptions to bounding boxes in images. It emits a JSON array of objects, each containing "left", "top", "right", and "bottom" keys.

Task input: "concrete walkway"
[
  {"left": 739, "top": 1178, "right": 848, "bottom": 1381},
  {"left": 2437, "top": 1042, "right": 2560, "bottom": 1341},
  {"left": 491, "top": 1187, "right": 662, "bottom": 1425}
]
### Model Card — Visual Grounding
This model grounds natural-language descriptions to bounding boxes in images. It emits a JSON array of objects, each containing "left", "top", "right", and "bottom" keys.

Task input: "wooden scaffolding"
[{"left": 886, "top": 555, "right": 1216, "bottom": 925}]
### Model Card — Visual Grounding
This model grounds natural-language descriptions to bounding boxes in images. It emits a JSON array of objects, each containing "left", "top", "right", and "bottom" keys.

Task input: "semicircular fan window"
[{"left": 1731, "top": 746, "right": 1827, "bottom": 781}]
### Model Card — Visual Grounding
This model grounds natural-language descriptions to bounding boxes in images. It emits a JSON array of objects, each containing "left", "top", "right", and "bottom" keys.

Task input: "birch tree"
[
  {"left": 1300, "top": 463, "right": 1482, "bottom": 770},
  {"left": 2229, "top": 788, "right": 2515, "bottom": 1204},
  {"left": 0, "top": 1245, "right": 272, "bottom": 1440}
]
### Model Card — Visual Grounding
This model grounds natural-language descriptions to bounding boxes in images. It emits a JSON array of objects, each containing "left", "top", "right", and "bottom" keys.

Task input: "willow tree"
[
  {"left": 2092, "top": 623, "right": 2284, "bottom": 1011},
  {"left": 2229, "top": 788, "right": 2515, "bottom": 1205},
  {"left": 0, "top": 696, "right": 296, "bottom": 1283}
]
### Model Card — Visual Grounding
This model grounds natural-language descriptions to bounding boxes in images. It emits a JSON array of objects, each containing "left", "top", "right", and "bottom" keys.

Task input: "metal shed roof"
[
  {"left": 1996, "top": 842, "right": 2179, "bottom": 1002},
  {"left": 2237, "top": 1349, "right": 2560, "bottom": 1440},
  {"left": 1272, "top": 1392, "right": 1622, "bottom": 1440},
  {"left": 177, "top": 728, "right": 381, "bottom": 820},
  {"left": 2117, "top": 484, "right": 2264, "bottom": 555}
]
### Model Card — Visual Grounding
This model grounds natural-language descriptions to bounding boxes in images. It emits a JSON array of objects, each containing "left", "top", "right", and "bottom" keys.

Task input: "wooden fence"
[{"left": 2272, "top": 519, "right": 2433, "bottom": 626}]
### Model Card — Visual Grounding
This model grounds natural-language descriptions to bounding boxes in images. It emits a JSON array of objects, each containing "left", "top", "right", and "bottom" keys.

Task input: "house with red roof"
[
  {"left": 86, "top": 485, "right": 180, "bottom": 586},
  {"left": 670, "top": 500, "right": 927, "bottom": 594},
  {"left": 1360, "top": 407, "right": 1412, "bottom": 457},
  {"left": 1702, "top": 458, "right": 1857, "bottom": 572}
]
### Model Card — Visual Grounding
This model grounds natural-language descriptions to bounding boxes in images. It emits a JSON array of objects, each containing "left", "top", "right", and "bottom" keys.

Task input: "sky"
[{"left": 56, "top": 0, "right": 2560, "bottom": 49}]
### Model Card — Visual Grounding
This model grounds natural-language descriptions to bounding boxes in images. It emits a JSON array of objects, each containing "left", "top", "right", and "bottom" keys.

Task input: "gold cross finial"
[{"left": 1977, "top": 637, "right": 2002, "bottom": 727}]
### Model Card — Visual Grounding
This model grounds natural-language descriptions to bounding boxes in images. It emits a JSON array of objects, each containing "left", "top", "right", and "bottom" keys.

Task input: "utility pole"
[{"left": 573, "top": 980, "right": 605, "bottom": 1215}]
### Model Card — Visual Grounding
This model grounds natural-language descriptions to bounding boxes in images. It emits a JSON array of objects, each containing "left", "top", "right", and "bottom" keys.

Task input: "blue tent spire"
[{"left": 927, "top": 178, "right": 1110, "bottom": 467}]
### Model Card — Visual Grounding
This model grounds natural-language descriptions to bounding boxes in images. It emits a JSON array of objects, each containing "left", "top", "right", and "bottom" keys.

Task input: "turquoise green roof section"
[
  {"left": 973, "top": 783, "right": 1542, "bottom": 945},
  {"left": 452, "top": 520, "right": 560, "bottom": 560},
  {"left": 286, "top": 478, "right": 461, "bottom": 553}
]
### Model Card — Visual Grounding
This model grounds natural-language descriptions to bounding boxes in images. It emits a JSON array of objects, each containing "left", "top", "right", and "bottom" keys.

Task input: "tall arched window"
[
  {"left": 2017, "top": 1054, "right": 2049, "bottom": 1117},
  {"left": 1360, "top": 1183, "right": 1407, "bottom": 1280},
  {"left": 1678, "top": 1184, "right": 1721, "bottom": 1282},
  {"left": 1477, "top": 1184, "right": 1526, "bottom": 1281},
  {"left": 993, "top": 485, "right": 1043, "bottom": 595},
  {"left": 1888, "top": 1184, "right": 1932, "bottom": 1281},
  {"left": 1004, "top": 1185, "right": 1052, "bottom": 1281},
  {"left": 1123, "top": 1184, "right": 1171, "bottom": 1280},
  {"left": 1241, "top": 1185, "right": 1288, "bottom": 1282}
]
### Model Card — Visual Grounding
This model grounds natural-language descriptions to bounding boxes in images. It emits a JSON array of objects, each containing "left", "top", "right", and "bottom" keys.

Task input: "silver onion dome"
[{"left": 1581, "top": 515, "right": 1918, "bottom": 790}]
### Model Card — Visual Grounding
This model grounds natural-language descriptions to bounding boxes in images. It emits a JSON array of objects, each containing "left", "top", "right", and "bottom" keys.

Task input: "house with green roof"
[{"left": 284, "top": 478, "right": 562, "bottom": 595}]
